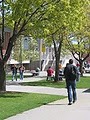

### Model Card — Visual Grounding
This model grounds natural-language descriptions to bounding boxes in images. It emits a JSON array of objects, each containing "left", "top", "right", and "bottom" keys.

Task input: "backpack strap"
[{"left": 72, "top": 65, "right": 76, "bottom": 74}]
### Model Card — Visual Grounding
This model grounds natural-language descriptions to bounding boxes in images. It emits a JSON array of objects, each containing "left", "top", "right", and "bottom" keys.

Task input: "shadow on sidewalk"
[
  {"left": 83, "top": 88, "right": 90, "bottom": 93},
  {"left": 47, "top": 103, "right": 67, "bottom": 105}
]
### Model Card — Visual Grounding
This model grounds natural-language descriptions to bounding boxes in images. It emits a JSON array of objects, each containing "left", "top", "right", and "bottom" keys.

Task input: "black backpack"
[{"left": 70, "top": 66, "right": 77, "bottom": 80}]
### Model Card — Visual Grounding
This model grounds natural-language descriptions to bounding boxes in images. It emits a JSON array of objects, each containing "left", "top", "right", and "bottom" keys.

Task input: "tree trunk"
[
  {"left": 54, "top": 56, "right": 59, "bottom": 82},
  {"left": 0, "top": 60, "right": 6, "bottom": 92},
  {"left": 54, "top": 51, "right": 60, "bottom": 82},
  {"left": 52, "top": 33, "right": 63, "bottom": 82},
  {"left": 79, "top": 61, "right": 84, "bottom": 76}
]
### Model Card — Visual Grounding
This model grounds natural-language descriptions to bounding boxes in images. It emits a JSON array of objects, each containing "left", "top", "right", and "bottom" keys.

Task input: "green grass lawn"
[
  {"left": 0, "top": 92, "right": 66, "bottom": 120},
  {"left": 77, "top": 76, "right": 90, "bottom": 88},
  {"left": 3, "top": 75, "right": 89, "bottom": 119},
  {"left": 20, "top": 76, "right": 90, "bottom": 89}
]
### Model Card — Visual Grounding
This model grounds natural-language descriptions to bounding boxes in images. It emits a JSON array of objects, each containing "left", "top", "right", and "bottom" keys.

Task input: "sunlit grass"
[{"left": 0, "top": 92, "right": 66, "bottom": 120}]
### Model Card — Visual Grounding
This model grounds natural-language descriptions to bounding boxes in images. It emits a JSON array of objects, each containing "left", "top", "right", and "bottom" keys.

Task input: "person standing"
[
  {"left": 11, "top": 64, "right": 18, "bottom": 81},
  {"left": 58, "top": 68, "right": 63, "bottom": 80},
  {"left": 19, "top": 64, "right": 25, "bottom": 80},
  {"left": 64, "top": 59, "right": 78, "bottom": 105}
]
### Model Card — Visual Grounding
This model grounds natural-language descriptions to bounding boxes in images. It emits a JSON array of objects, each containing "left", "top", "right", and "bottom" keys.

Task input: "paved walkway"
[{"left": 5, "top": 72, "right": 90, "bottom": 120}]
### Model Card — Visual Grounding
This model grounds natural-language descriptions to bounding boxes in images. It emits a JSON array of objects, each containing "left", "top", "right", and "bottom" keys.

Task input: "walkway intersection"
[{"left": 5, "top": 71, "right": 90, "bottom": 120}]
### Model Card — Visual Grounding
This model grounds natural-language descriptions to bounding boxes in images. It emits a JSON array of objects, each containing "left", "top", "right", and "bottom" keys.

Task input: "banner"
[{"left": 42, "top": 44, "right": 46, "bottom": 52}]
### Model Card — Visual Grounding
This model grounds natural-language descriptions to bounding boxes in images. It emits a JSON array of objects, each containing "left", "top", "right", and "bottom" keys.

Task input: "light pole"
[
  {"left": 2, "top": 0, "right": 4, "bottom": 44},
  {"left": 19, "top": 36, "right": 24, "bottom": 65},
  {"left": 0, "top": 0, "right": 4, "bottom": 58},
  {"left": 39, "top": 39, "right": 42, "bottom": 71}
]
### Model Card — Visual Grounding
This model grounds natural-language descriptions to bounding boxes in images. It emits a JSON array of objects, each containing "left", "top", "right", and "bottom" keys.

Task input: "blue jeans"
[
  {"left": 20, "top": 72, "right": 24, "bottom": 80},
  {"left": 12, "top": 72, "right": 17, "bottom": 81},
  {"left": 66, "top": 80, "right": 77, "bottom": 103}
]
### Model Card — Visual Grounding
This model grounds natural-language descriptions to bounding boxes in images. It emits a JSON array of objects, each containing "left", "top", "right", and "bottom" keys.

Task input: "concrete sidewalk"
[{"left": 5, "top": 72, "right": 90, "bottom": 120}]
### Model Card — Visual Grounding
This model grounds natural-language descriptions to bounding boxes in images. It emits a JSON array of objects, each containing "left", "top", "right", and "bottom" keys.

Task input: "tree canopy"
[{"left": 0, "top": 0, "right": 90, "bottom": 91}]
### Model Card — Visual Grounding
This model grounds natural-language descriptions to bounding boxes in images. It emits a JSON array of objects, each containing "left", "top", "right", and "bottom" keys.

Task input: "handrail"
[{"left": 42, "top": 54, "right": 49, "bottom": 71}]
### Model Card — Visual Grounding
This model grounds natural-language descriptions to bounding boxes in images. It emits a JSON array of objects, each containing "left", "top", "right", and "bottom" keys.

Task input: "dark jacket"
[
  {"left": 11, "top": 66, "right": 17, "bottom": 74},
  {"left": 64, "top": 64, "right": 78, "bottom": 81}
]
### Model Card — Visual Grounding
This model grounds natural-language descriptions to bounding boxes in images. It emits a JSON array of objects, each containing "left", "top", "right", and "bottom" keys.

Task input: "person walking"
[
  {"left": 11, "top": 64, "right": 18, "bottom": 81},
  {"left": 19, "top": 64, "right": 25, "bottom": 80},
  {"left": 64, "top": 59, "right": 78, "bottom": 105}
]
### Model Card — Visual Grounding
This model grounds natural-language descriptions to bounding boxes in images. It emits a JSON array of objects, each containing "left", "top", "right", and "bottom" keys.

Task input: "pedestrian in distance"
[
  {"left": 11, "top": 64, "right": 18, "bottom": 81},
  {"left": 47, "top": 66, "right": 54, "bottom": 80},
  {"left": 64, "top": 59, "right": 78, "bottom": 105},
  {"left": 64, "top": 63, "right": 69, "bottom": 85},
  {"left": 58, "top": 68, "right": 63, "bottom": 81},
  {"left": 19, "top": 64, "right": 25, "bottom": 80}
]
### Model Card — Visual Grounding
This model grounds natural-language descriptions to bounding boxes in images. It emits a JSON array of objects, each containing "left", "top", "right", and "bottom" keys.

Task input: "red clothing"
[
  {"left": 47, "top": 68, "right": 54, "bottom": 76},
  {"left": 76, "top": 63, "right": 80, "bottom": 67}
]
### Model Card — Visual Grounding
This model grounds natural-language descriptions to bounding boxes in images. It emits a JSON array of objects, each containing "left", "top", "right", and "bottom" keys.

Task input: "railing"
[{"left": 42, "top": 54, "right": 49, "bottom": 71}]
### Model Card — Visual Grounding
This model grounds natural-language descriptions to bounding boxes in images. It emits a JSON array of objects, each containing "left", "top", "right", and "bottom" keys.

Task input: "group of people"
[
  {"left": 11, "top": 58, "right": 80, "bottom": 105},
  {"left": 11, "top": 64, "right": 25, "bottom": 81},
  {"left": 47, "top": 59, "right": 80, "bottom": 105},
  {"left": 46, "top": 66, "right": 63, "bottom": 81}
]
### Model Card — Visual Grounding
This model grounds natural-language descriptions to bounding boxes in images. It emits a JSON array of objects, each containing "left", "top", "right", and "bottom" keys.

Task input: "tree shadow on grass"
[{"left": 0, "top": 91, "right": 22, "bottom": 98}]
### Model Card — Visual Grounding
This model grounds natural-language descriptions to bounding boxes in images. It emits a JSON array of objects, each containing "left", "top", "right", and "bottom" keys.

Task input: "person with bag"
[{"left": 64, "top": 59, "right": 78, "bottom": 105}]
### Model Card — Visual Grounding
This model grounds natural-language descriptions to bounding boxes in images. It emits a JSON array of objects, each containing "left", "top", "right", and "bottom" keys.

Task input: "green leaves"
[{"left": 2, "top": 0, "right": 90, "bottom": 62}]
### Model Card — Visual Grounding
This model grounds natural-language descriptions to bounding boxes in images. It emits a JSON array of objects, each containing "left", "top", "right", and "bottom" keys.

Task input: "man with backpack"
[{"left": 64, "top": 59, "right": 78, "bottom": 105}]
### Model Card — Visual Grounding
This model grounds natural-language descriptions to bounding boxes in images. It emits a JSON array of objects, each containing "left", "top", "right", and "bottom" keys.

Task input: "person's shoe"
[
  {"left": 73, "top": 100, "right": 76, "bottom": 103},
  {"left": 68, "top": 102, "right": 72, "bottom": 105}
]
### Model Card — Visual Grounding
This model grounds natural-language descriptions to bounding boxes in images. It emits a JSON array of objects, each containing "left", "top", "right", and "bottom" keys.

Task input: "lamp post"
[
  {"left": 2, "top": 0, "right": 4, "bottom": 44},
  {"left": 39, "top": 39, "right": 42, "bottom": 71},
  {"left": 20, "top": 37, "right": 22, "bottom": 64},
  {"left": 0, "top": 0, "right": 4, "bottom": 58}
]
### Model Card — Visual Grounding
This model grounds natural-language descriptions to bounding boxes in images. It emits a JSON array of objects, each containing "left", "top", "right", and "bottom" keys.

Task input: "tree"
[
  {"left": 13, "top": 36, "right": 39, "bottom": 62},
  {"left": 33, "top": 0, "right": 89, "bottom": 81},
  {"left": 51, "top": 0, "right": 90, "bottom": 79},
  {"left": 0, "top": 0, "right": 61, "bottom": 91},
  {"left": 0, "top": 0, "right": 89, "bottom": 91},
  {"left": 64, "top": 2, "right": 90, "bottom": 76},
  {"left": 65, "top": 33, "right": 90, "bottom": 76}
]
